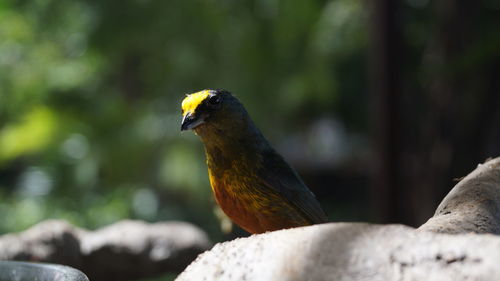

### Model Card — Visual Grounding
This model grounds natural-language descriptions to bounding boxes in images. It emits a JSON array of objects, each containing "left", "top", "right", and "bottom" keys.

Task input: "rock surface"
[
  {"left": 80, "top": 220, "right": 211, "bottom": 280},
  {"left": 3, "top": 157, "right": 499, "bottom": 281},
  {"left": 177, "top": 157, "right": 500, "bottom": 281},
  {"left": 419, "top": 157, "right": 500, "bottom": 234},
  {"left": 177, "top": 223, "right": 500, "bottom": 281},
  {"left": 0, "top": 220, "right": 211, "bottom": 281},
  {"left": 0, "top": 220, "right": 82, "bottom": 266}
]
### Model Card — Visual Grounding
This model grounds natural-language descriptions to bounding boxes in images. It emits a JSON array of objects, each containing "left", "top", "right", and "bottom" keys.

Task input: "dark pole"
[{"left": 368, "top": 0, "right": 407, "bottom": 224}]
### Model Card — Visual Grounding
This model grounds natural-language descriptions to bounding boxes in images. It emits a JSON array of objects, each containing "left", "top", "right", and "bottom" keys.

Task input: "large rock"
[
  {"left": 0, "top": 220, "right": 211, "bottom": 281},
  {"left": 177, "top": 157, "right": 500, "bottom": 281},
  {"left": 177, "top": 223, "right": 500, "bottom": 281}
]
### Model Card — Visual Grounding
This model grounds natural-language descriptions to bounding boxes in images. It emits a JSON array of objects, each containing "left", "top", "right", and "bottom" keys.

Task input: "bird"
[{"left": 181, "top": 89, "right": 328, "bottom": 234}]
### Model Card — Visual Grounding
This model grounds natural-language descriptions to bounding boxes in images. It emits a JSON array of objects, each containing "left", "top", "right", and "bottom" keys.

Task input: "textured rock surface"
[
  {"left": 177, "top": 223, "right": 500, "bottom": 281},
  {"left": 419, "top": 157, "right": 500, "bottom": 234},
  {"left": 177, "top": 157, "right": 500, "bottom": 281},
  {"left": 0, "top": 220, "right": 211, "bottom": 281}
]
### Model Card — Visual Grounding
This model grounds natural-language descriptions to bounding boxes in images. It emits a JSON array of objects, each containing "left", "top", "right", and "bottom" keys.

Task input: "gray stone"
[
  {"left": 419, "top": 157, "right": 500, "bottom": 234},
  {"left": 0, "top": 220, "right": 82, "bottom": 267},
  {"left": 177, "top": 223, "right": 500, "bottom": 281},
  {"left": 0, "top": 220, "right": 211, "bottom": 281},
  {"left": 177, "top": 157, "right": 500, "bottom": 281},
  {"left": 80, "top": 220, "right": 211, "bottom": 280}
]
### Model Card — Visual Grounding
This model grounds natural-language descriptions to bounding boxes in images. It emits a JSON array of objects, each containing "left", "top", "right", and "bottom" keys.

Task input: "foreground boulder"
[
  {"left": 177, "top": 223, "right": 500, "bottom": 281},
  {"left": 0, "top": 220, "right": 211, "bottom": 281},
  {"left": 178, "top": 157, "right": 500, "bottom": 281}
]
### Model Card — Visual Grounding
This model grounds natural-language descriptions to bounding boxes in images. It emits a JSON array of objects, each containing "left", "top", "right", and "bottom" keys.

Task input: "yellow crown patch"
[{"left": 181, "top": 90, "right": 211, "bottom": 115}]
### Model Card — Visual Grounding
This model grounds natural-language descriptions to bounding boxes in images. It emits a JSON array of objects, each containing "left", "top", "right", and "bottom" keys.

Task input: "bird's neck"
[
  {"left": 195, "top": 121, "right": 271, "bottom": 176},
  {"left": 196, "top": 118, "right": 269, "bottom": 150}
]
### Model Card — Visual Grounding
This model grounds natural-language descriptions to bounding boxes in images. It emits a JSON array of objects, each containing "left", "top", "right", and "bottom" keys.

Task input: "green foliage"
[{"left": 0, "top": 0, "right": 366, "bottom": 239}]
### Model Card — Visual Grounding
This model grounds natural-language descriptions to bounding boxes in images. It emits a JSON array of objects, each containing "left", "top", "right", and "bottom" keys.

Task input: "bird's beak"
[{"left": 181, "top": 112, "right": 206, "bottom": 131}]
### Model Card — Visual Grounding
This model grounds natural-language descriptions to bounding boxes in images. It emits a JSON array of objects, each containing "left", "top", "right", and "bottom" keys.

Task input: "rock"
[
  {"left": 0, "top": 220, "right": 211, "bottom": 281},
  {"left": 177, "top": 156, "right": 500, "bottom": 281},
  {"left": 419, "top": 157, "right": 500, "bottom": 234},
  {"left": 0, "top": 220, "right": 82, "bottom": 267},
  {"left": 80, "top": 220, "right": 211, "bottom": 281},
  {"left": 177, "top": 223, "right": 500, "bottom": 281}
]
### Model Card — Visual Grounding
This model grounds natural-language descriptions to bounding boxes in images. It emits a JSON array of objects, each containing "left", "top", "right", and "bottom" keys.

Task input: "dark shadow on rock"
[{"left": 295, "top": 223, "right": 390, "bottom": 281}]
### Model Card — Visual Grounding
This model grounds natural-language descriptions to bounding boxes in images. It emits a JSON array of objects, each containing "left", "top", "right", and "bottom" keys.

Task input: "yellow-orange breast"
[{"left": 208, "top": 169, "right": 312, "bottom": 234}]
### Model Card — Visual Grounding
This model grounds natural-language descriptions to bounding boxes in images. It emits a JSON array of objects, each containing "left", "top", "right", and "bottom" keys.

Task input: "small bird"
[{"left": 181, "top": 89, "right": 328, "bottom": 234}]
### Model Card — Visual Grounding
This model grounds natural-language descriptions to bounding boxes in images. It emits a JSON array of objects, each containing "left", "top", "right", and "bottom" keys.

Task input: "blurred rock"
[
  {"left": 0, "top": 220, "right": 82, "bottom": 266},
  {"left": 419, "top": 157, "right": 500, "bottom": 234},
  {"left": 80, "top": 220, "right": 211, "bottom": 281},
  {"left": 0, "top": 220, "right": 211, "bottom": 281},
  {"left": 177, "top": 223, "right": 500, "bottom": 281}
]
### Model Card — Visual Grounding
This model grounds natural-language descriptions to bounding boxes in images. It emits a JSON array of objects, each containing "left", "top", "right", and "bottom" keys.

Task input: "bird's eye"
[{"left": 207, "top": 95, "right": 221, "bottom": 107}]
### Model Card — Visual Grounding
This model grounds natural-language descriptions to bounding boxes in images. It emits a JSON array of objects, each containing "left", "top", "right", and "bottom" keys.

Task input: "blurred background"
[{"left": 0, "top": 0, "right": 499, "bottom": 259}]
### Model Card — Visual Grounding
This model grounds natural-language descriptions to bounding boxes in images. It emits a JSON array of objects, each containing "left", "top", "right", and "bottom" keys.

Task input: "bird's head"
[{"left": 181, "top": 89, "right": 252, "bottom": 138}]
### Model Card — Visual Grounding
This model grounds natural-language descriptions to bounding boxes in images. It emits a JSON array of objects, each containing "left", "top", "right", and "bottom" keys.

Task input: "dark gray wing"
[{"left": 257, "top": 149, "right": 329, "bottom": 224}]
